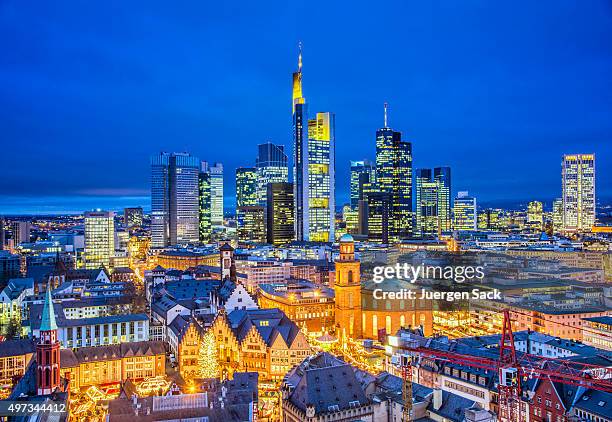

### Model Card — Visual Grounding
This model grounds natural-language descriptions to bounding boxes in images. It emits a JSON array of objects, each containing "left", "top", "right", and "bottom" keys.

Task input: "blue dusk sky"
[{"left": 1, "top": 1, "right": 611, "bottom": 214}]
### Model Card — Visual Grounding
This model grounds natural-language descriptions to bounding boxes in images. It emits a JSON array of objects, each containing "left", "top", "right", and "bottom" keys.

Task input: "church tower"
[
  {"left": 220, "top": 242, "right": 236, "bottom": 281},
  {"left": 334, "top": 234, "right": 362, "bottom": 338},
  {"left": 37, "top": 286, "right": 61, "bottom": 395}
]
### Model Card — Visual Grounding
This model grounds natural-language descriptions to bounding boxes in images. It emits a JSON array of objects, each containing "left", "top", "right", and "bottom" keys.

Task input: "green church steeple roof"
[{"left": 39, "top": 285, "right": 58, "bottom": 332}]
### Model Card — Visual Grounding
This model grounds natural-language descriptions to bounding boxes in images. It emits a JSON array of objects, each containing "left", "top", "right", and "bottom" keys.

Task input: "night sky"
[{"left": 1, "top": 1, "right": 611, "bottom": 214}]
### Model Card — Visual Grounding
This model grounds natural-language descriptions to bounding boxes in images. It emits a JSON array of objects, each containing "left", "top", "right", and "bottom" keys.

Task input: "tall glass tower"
[
  {"left": 255, "top": 142, "right": 288, "bottom": 207},
  {"left": 307, "top": 112, "right": 335, "bottom": 242},
  {"left": 434, "top": 167, "right": 451, "bottom": 231},
  {"left": 151, "top": 152, "right": 200, "bottom": 247},
  {"left": 292, "top": 45, "right": 335, "bottom": 242},
  {"left": 562, "top": 154, "right": 595, "bottom": 232},
  {"left": 293, "top": 44, "right": 308, "bottom": 241},
  {"left": 350, "top": 160, "right": 376, "bottom": 210},
  {"left": 415, "top": 166, "right": 452, "bottom": 237},
  {"left": 236, "top": 167, "right": 258, "bottom": 207},
  {"left": 201, "top": 161, "right": 224, "bottom": 226},
  {"left": 199, "top": 168, "right": 212, "bottom": 243},
  {"left": 375, "top": 103, "right": 413, "bottom": 241}
]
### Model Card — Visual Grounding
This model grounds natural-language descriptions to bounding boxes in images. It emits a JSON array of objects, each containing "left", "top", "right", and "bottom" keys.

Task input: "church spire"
[{"left": 40, "top": 284, "right": 57, "bottom": 332}]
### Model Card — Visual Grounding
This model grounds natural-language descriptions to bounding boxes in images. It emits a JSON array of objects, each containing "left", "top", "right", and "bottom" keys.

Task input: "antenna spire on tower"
[
  {"left": 298, "top": 41, "right": 303, "bottom": 72},
  {"left": 384, "top": 102, "right": 389, "bottom": 128}
]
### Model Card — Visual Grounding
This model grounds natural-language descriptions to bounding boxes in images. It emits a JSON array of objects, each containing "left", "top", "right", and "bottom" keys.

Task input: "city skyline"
[{"left": 1, "top": 2, "right": 612, "bottom": 215}]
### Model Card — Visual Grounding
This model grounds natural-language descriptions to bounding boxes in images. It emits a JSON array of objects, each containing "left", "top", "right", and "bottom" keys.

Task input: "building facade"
[
  {"left": 562, "top": 154, "right": 595, "bottom": 232},
  {"left": 237, "top": 206, "right": 266, "bottom": 244},
  {"left": 259, "top": 280, "right": 335, "bottom": 334},
  {"left": 151, "top": 152, "right": 200, "bottom": 247},
  {"left": 350, "top": 159, "right": 376, "bottom": 210},
  {"left": 201, "top": 161, "right": 224, "bottom": 226},
  {"left": 292, "top": 47, "right": 335, "bottom": 243},
  {"left": 375, "top": 104, "right": 413, "bottom": 241},
  {"left": 334, "top": 234, "right": 362, "bottom": 338},
  {"left": 453, "top": 191, "right": 477, "bottom": 231},
  {"left": 84, "top": 210, "right": 115, "bottom": 269},
  {"left": 198, "top": 168, "right": 212, "bottom": 243},
  {"left": 266, "top": 182, "right": 295, "bottom": 246},
  {"left": 236, "top": 167, "right": 258, "bottom": 208},
  {"left": 256, "top": 142, "right": 289, "bottom": 207}
]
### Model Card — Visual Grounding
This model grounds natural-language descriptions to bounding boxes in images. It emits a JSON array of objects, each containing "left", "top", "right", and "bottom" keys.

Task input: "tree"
[{"left": 198, "top": 330, "right": 219, "bottom": 379}]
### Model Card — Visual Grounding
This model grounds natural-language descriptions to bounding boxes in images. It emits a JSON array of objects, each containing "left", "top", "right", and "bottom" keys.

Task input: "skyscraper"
[
  {"left": 256, "top": 142, "right": 289, "bottom": 207},
  {"left": 350, "top": 160, "right": 376, "bottom": 210},
  {"left": 415, "top": 169, "right": 439, "bottom": 237},
  {"left": 201, "top": 162, "right": 224, "bottom": 227},
  {"left": 375, "top": 103, "right": 412, "bottom": 241},
  {"left": 434, "top": 167, "right": 451, "bottom": 231},
  {"left": 235, "top": 167, "right": 258, "bottom": 208},
  {"left": 237, "top": 206, "right": 266, "bottom": 243},
  {"left": 199, "top": 166, "right": 212, "bottom": 243},
  {"left": 365, "top": 192, "right": 391, "bottom": 243},
  {"left": 10, "top": 221, "right": 31, "bottom": 245},
  {"left": 267, "top": 182, "right": 295, "bottom": 246},
  {"left": 306, "top": 112, "right": 335, "bottom": 242},
  {"left": 84, "top": 210, "right": 115, "bottom": 269},
  {"left": 562, "top": 154, "right": 596, "bottom": 232},
  {"left": 151, "top": 152, "right": 200, "bottom": 247},
  {"left": 552, "top": 198, "right": 563, "bottom": 233},
  {"left": 453, "top": 191, "right": 477, "bottom": 231},
  {"left": 292, "top": 45, "right": 335, "bottom": 242},
  {"left": 416, "top": 167, "right": 452, "bottom": 236}
]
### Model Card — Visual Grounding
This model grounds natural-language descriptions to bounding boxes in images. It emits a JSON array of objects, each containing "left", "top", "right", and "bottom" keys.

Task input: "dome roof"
[{"left": 339, "top": 233, "right": 354, "bottom": 243}]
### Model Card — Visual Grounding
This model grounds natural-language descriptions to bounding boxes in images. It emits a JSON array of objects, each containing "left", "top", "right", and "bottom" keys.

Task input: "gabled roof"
[{"left": 226, "top": 308, "right": 301, "bottom": 347}]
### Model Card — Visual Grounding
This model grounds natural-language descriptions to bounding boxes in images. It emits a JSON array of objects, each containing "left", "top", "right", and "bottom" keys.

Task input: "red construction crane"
[{"left": 394, "top": 309, "right": 612, "bottom": 422}]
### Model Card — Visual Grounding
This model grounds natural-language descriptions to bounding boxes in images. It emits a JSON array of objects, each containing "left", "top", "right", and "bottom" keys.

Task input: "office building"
[
  {"left": 235, "top": 167, "right": 258, "bottom": 208},
  {"left": 552, "top": 198, "right": 563, "bottom": 232},
  {"left": 453, "top": 191, "right": 477, "bottom": 231},
  {"left": 11, "top": 221, "right": 31, "bottom": 245},
  {"left": 434, "top": 167, "right": 451, "bottom": 231},
  {"left": 83, "top": 210, "right": 115, "bottom": 269},
  {"left": 202, "top": 161, "right": 224, "bottom": 226},
  {"left": 292, "top": 46, "right": 335, "bottom": 242},
  {"left": 415, "top": 169, "right": 439, "bottom": 237},
  {"left": 364, "top": 192, "right": 391, "bottom": 243},
  {"left": 123, "top": 207, "right": 143, "bottom": 230},
  {"left": 198, "top": 167, "right": 212, "bottom": 243},
  {"left": 151, "top": 152, "right": 200, "bottom": 247},
  {"left": 375, "top": 103, "right": 412, "bottom": 241},
  {"left": 306, "top": 112, "right": 335, "bottom": 242},
  {"left": 255, "top": 142, "right": 288, "bottom": 207},
  {"left": 237, "top": 206, "right": 266, "bottom": 243},
  {"left": 415, "top": 167, "right": 452, "bottom": 237},
  {"left": 350, "top": 160, "right": 375, "bottom": 209},
  {"left": 562, "top": 154, "right": 596, "bottom": 232},
  {"left": 266, "top": 182, "right": 294, "bottom": 246},
  {"left": 527, "top": 200, "right": 543, "bottom": 229}
]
